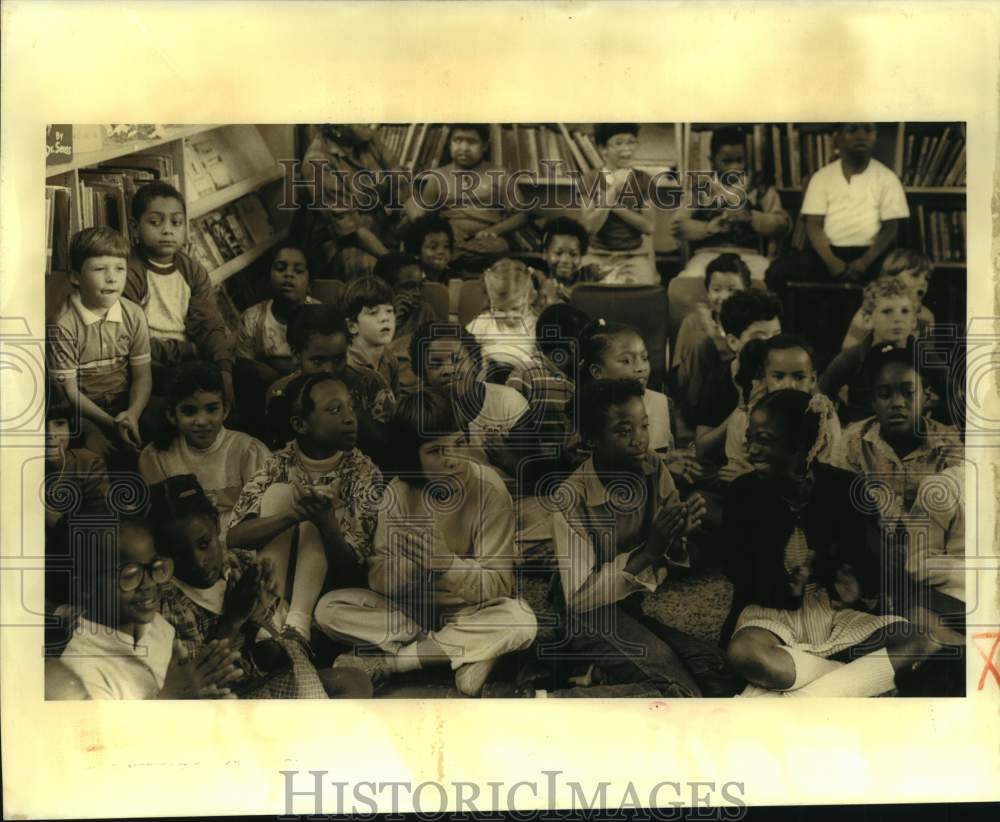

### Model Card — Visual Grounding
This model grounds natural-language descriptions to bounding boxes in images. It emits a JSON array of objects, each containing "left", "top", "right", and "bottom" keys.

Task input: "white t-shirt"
[
  {"left": 466, "top": 312, "right": 538, "bottom": 371},
  {"left": 145, "top": 268, "right": 191, "bottom": 341},
  {"left": 468, "top": 383, "right": 529, "bottom": 437},
  {"left": 801, "top": 158, "right": 909, "bottom": 247},
  {"left": 643, "top": 388, "right": 673, "bottom": 451}
]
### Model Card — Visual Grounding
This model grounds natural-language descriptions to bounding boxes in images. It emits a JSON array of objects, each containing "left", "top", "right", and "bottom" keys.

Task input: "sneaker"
[
  {"left": 333, "top": 652, "right": 394, "bottom": 690},
  {"left": 454, "top": 657, "right": 499, "bottom": 697}
]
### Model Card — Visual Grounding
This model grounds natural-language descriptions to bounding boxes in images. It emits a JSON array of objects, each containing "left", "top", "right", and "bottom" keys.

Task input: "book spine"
[
  {"left": 786, "top": 124, "right": 800, "bottom": 188},
  {"left": 915, "top": 136, "right": 937, "bottom": 187},
  {"left": 489, "top": 123, "right": 503, "bottom": 171},
  {"left": 923, "top": 128, "right": 951, "bottom": 187},
  {"left": 929, "top": 209, "right": 942, "bottom": 261},
  {"left": 558, "top": 123, "right": 587, "bottom": 175},
  {"left": 771, "top": 125, "right": 783, "bottom": 188},
  {"left": 916, "top": 204, "right": 926, "bottom": 255}
]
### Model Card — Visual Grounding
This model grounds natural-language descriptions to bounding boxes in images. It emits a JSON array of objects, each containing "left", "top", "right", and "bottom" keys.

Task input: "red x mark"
[{"left": 973, "top": 633, "right": 1000, "bottom": 690}]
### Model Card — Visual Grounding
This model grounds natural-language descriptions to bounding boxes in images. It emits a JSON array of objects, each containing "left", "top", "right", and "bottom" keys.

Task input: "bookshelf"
[
  {"left": 45, "top": 124, "right": 296, "bottom": 317},
  {"left": 379, "top": 122, "right": 683, "bottom": 258}
]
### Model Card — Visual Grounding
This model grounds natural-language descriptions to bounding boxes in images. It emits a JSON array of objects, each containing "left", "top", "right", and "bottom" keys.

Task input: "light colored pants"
[
  {"left": 314, "top": 588, "right": 538, "bottom": 670},
  {"left": 678, "top": 247, "right": 770, "bottom": 281},
  {"left": 259, "top": 483, "right": 328, "bottom": 634}
]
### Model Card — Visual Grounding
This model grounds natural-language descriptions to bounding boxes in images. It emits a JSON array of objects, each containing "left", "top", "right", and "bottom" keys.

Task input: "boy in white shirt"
[{"left": 765, "top": 123, "right": 910, "bottom": 292}]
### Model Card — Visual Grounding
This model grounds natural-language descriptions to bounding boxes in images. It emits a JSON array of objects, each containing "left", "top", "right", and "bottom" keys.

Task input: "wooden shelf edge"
[
  {"left": 45, "top": 125, "right": 219, "bottom": 178},
  {"left": 209, "top": 228, "right": 288, "bottom": 286},
  {"left": 904, "top": 187, "right": 967, "bottom": 195},
  {"left": 188, "top": 165, "right": 285, "bottom": 219},
  {"left": 932, "top": 261, "right": 967, "bottom": 269}
]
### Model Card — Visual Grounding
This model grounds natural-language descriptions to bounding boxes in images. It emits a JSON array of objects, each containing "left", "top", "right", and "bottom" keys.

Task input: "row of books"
[
  {"left": 186, "top": 194, "right": 275, "bottom": 271},
  {"left": 911, "top": 206, "right": 967, "bottom": 263},
  {"left": 76, "top": 155, "right": 177, "bottom": 244},
  {"left": 184, "top": 127, "right": 278, "bottom": 200},
  {"left": 377, "top": 123, "right": 665, "bottom": 178},
  {"left": 900, "top": 128, "right": 966, "bottom": 188}
]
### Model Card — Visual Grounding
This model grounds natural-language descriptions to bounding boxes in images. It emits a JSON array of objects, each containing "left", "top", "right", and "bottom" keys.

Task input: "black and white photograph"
[{"left": 3, "top": 1, "right": 998, "bottom": 817}]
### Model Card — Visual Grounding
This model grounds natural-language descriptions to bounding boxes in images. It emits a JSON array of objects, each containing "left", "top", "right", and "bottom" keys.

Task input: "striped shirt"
[{"left": 47, "top": 295, "right": 151, "bottom": 407}]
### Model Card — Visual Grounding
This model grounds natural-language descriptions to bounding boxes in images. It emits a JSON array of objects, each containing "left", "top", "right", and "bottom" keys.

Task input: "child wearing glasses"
[{"left": 49, "top": 512, "right": 243, "bottom": 700}]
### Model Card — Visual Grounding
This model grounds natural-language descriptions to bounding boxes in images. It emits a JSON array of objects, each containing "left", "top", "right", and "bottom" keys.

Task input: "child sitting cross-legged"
[
  {"left": 264, "top": 304, "right": 395, "bottom": 463},
  {"left": 228, "top": 373, "right": 384, "bottom": 647},
  {"left": 123, "top": 182, "right": 235, "bottom": 402},
  {"left": 723, "top": 389, "right": 960, "bottom": 697},
  {"left": 47, "top": 227, "right": 152, "bottom": 465},
  {"left": 47, "top": 512, "right": 242, "bottom": 700},
  {"left": 138, "top": 361, "right": 271, "bottom": 542},
  {"left": 819, "top": 276, "right": 918, "bottom": 424},
  {"left": 149, "top": 475, "right": 371, "bottom": 698},
  {"left": 316, "top": 389, "right": 538, "bottom": 697},
  {"left": 547, "top": 378, "right": 739, "bottom": 698},
  {"left": 343, "top": 275, "right": 401, "bottom": 397}
]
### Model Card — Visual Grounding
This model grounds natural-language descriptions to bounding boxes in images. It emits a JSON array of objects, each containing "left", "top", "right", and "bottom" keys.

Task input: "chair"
[
  {"left": 570, "top": 284, "right": 670, "bottom": 392},
  {"left": 421, "top": 281, "right": 450, "bottom": 322},
  {"left": 457, "top": 279, "right": 489, "bottom": 328},
  {"left": 311, "top": 278, "right": 345, "bottom": 308}
]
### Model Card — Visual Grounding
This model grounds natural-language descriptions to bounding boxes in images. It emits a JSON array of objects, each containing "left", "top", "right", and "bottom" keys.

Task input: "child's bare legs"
[{"left": 259, "top": 483, "right": 328, "bottom": 639}]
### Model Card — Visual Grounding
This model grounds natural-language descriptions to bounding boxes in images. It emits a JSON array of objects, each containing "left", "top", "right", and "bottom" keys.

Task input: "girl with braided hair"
[{"left": 723, "top": 389, "right": 957, "bottom": 697}]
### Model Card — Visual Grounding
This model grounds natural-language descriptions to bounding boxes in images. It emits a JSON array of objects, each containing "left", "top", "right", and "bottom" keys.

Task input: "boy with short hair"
[
  {"left": 403, "top": 214, "right": 455, "bottom": 283},
  {"left": 122, "top": 181, "right": 235, "bottom": 401},
  {"left": 765, "top": 123, "right": 910, "bottom": 291},
  {"left": 375, "top": 252, "right": 437, "bottom": 398},
  {"left": 841, "top": 249, "right": 935, "bottom": 350},
  {"left": 819, "top": 277, "right": 918, "bottom": 423},
  {"left": 47, "top": 227, "right": 152, "bottom": 461},
  {"left": 536, "top": 216, "right": 599, "bottom": 303},
  {"left": 264, "top": 304, "right": 394, "bottom": 463},
  {"left": 689, "top": 288, "right": 783, "bottom": 461},
  {"left": 672, "top": 126, "right": 791, "bottom": 282},
  {"left": 672, "top": 252, "right": 752, "bottom": 416},
  {"left": 579, "top": 124, "right": 657, "bottom": 285},
  {"left": 342, "top": 275, "right": 401, "bottom": 397}
]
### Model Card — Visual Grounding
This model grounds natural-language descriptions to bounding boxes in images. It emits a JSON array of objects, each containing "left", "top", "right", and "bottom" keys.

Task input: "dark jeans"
[
  {"left": 764, "top": 244, "right": 885, "bottom": 293},
  {"left": 543, "top": 594, "right": 740, "bottom": 698}
]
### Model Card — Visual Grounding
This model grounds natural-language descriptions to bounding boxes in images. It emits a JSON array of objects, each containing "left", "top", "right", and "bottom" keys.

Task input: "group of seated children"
[{"left": 44, "top": 120, "right": 965, "bottom": 699}]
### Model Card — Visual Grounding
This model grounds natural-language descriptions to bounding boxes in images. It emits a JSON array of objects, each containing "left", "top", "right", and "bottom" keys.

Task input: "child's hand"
[
  {"left": 842, "top": 260, "right": 868, "bottom": 282},
  {"left": 113, "top": 411, "right": 142, "bottom": 450},
  {"left": 683, "top": 493, "right": 707, "bottom": 534},
  {"left": 717, "top": 463, "right": 753, "bottom": 484},
  {"left": 651, "top": 502, "right": 687, "bottom": 550},
  {"left": 831, "top": 563, "right": 862, "bottom": 609},
  {"left": 397, "top": 529, "right": 435, "bottom": 570},
  {"left": 160, "top": 638, "right": 242, "bottom": 699},
  {"left": 664, "top": 450, "right": 702, "bottom": 484},
  {"left": 224, "top": 563, "right": 260, "bottom": 624},
  {"left": 826, "top": 257, "right": 848, "bottom": 279},
  {"left": 291, "top": 484, "right": 332, "bottom": 523}
]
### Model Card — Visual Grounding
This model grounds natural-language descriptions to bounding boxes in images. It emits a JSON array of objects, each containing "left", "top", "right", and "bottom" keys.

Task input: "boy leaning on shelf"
[
  {"left": 122, "top": 181, "right": 235, "bottom": 404},
  {"left": 765, "top": 123, "right": 910, "bottom": 292}
]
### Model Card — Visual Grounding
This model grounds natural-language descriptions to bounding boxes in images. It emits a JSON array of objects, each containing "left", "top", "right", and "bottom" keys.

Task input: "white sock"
[
  {"left": 390, "top": 643, "right": 424, "bottom": 673},
  {"left": 778, "top": 647, "right": 844, "bottom": 691},
  {"left": 784, "top": 648, "right": 896, "bottom": 698},
  {"left": 284, "top": 610, "right": 312, "bottom": 639}
]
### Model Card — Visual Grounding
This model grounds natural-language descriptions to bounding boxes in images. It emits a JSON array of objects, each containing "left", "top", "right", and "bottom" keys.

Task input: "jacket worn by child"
[{"left": 124, "top": 249, "right": 234, "bottom": 371}]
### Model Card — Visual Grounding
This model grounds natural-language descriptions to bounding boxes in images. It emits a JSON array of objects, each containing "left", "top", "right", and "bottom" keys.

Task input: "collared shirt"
[
  {"left": 227, "top": 441, "right": 383, "bottom": 563},
  {"left": 47, "top": 294, "right": 151, "bottom": 406},
  {"left": 347, "top": 342, "right": 401, "bottom": 398},
  {"left": 843, "top": 415, "right": 962, "bottom": 519},
  {"left": 801, "top": 158, "right": 910, "bottom": 247},
  {"left": 236, "top": 297, "right": 321, "bottom": 360},
  {"left": 553, "top": 453, "right": 686, "bottom": 613},
  {"left": 60, "top": 614, "right": 174, "bottom": 700}
]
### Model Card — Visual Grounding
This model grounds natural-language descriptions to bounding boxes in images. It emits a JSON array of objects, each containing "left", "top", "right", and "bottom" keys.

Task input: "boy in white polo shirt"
[{"left": 766, "top": 123, "right": 910, "bottom": 291}]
